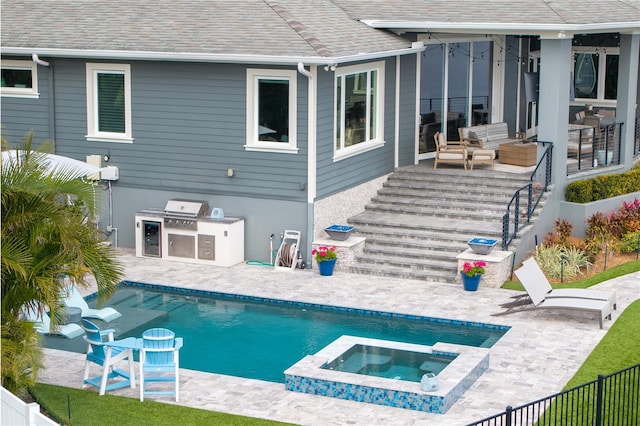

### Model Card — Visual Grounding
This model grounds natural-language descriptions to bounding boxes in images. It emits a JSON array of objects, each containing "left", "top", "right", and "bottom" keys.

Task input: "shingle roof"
[
  {"left": 2, "top": 1, "right": 638, "bottom": 63},
  {"left": 0, "top": 0, "right": 411, "bottom": 62},
  {"left": 335, "top": 0, "right": 640, "bottom": 27}
]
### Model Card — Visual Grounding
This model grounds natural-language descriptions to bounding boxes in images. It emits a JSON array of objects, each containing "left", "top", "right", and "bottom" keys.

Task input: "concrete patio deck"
[{"left": 38, "top": 249, "right": 639, "bottom": 425}]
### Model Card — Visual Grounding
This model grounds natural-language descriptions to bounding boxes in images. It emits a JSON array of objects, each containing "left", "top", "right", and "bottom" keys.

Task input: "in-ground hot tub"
[
  {"left": 285, "top": 336, "right": 490, "bottom": 414},
  {"left": 321, "top": 343, "right": 457, "bottom": 382}
]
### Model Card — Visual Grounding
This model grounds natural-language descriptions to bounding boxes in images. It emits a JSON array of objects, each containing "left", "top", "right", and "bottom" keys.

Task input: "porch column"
[
  {"left": 616, "top": 33, "right": 640, "bottom": 167},
  {"left": 537, "top": 37, "right": 573, "bottom": 216}
]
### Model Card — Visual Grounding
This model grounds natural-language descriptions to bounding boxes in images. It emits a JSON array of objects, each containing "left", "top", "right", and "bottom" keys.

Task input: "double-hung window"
[
  {"left": 1, "top": 60, "right": 38, "bottom": 98},
  {"left": 86, "top": 63, "right": 132, "bottom": 143},
  {"left": 335, "top": 61, "right": 385, "bottom": 158},
  {"left": 245, "top": 68, "right": 297, "bottom": 153},
  {"left": 572, "top": 48, "right": 619, "bottom": 103}
]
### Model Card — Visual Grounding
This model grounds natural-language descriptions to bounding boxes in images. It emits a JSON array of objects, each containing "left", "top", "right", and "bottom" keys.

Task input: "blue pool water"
[
  {"left": 321, "top": 344, "right": 456, "bottom": 382},
  {"left": 81, "top": 282, "right": 508, "bottom": 383}
]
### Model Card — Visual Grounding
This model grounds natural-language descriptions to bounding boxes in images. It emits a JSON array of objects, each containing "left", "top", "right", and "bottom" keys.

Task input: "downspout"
[
  {"left": 32, "top": 54, "right": 56, "bottom": 146},
  {"left": 31, "top": 53, "right": 56, "bottom": 142},
  {"left": 32, "top": 53, "right": 49, "bottom": 67},
  {"left": 297, "top": 63, "right": 316, "bottom": 267}
]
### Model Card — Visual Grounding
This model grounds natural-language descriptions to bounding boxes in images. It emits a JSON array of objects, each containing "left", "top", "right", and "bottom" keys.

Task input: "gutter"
[{"left": 2, "top": 44, "right": 425, "bottom": 66}]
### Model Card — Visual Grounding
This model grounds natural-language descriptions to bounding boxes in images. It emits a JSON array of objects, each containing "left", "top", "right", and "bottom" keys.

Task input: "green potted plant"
[
  {"left": 312, "top": 246, "right": 337, "bottom": 276},
  {"left": 460, "top": 261, "right": 486, "bottom": 291}
]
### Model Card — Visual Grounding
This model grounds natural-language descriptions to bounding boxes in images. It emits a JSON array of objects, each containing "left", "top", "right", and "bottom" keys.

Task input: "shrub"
[
  {"left": 585, "top": 212, "right": 615, "bottom": 254},
  {"left": 565, "top": 179, "right": 593, "bottom": 203},
  {"left": 586, "top": 199, "right": 640, "bottom": 254},
  {"left": 544, "top": 219, "right": 589, "bottom": 259},
  {"left": 534, "top": 245, "right": 591, "bottom": 280},
  {"left": 565, "top": 163, "right": 640, "bottom": 203},
  {"left": 620, "top": 231, "right": 640, "bottom": 253}
]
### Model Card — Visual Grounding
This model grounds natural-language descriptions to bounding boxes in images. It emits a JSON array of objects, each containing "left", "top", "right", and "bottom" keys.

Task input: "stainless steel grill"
[{"left": 162, "top": 199, "right": 210, "bottom": 229}]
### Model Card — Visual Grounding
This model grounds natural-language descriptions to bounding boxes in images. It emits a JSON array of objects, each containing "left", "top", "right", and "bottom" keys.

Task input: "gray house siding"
[
  {"left": 48, "top": 59, "right": 309, "bottom": 201},
  {"left": 315, "top": 58, "right": 398, "bottom": 199},
  {"left": 2, "top": 57, "right": 313, "bottom": 262},
  {"left": 110, "top": 186, "right": 308, "bottom": 263},
  {"left": 398, "top": 54, "right": 418, "bottom": 166},
  {"left": 1, "top": 57, "right": 51, "bottom": 144}
]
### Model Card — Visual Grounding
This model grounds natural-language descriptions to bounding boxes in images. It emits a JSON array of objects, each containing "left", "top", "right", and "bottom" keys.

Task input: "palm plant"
[{"left": 1, "top": 131, "right": 124, "bottom": 395}]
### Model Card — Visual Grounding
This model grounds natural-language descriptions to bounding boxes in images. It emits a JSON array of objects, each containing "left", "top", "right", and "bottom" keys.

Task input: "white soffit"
[{"left": 361, "top": 20, "right": 640, "bottom": 36}]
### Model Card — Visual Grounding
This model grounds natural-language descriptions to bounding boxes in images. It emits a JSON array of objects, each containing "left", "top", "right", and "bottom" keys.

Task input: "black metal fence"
[{"left": 467, "top": 363, "right": 640, "bottom": 426}]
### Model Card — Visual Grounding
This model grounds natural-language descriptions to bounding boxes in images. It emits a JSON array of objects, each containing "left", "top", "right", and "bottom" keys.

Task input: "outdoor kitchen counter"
[
  {"left": 199, "top": 216, "right": 244, "bottom": 225},
  {"left": 137, "top": 208, "right": 164, "bottom": 217}
]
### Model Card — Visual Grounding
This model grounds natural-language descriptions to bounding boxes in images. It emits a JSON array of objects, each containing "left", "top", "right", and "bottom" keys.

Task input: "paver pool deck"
[{"left": 38, "top": 249, "right": 639, "bottom": 425}]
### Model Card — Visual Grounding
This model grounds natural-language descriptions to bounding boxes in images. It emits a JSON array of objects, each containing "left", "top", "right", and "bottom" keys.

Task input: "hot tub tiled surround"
[{"left": 284, "top": 336, "right": 490, "bottom": 414}]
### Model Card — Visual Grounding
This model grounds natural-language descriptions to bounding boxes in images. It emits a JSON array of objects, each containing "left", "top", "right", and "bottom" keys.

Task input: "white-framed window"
[
  {"left": 1, "top": 60, "right": 39, "bottom": 98},
  {"left": 334, "top": 61, "right": 385, "bottom": 159},
  {"left": 572, "top": 47, "right": 619, "bottom": 104},
  {"left": 86, "top": 63, "right": 132, "bottom": 143},
  {"left": 245, "top": 68, "right": 297, "bottom": 153}
]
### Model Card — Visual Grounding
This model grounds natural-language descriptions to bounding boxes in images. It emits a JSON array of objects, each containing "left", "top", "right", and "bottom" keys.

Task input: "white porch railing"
[{"left": 1, "top": 386, "right": 58, "bottom": 426}]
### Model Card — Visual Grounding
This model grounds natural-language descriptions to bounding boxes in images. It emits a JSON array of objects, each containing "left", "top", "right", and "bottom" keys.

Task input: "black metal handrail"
[
  {"left": 467, "top": 363, "right": 640, "bottom": 426},
  {"left": 501, "top": 142, "right": 553, "bottom": 251}
]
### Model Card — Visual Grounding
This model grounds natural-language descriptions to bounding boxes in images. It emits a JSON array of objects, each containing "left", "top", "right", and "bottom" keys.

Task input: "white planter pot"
[{"left": 596, "top": 150, "right": 613, "bottom": 166}]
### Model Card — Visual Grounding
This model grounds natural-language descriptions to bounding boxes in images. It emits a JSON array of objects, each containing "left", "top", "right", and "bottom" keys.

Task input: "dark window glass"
[
  {"left": 258, "top": 79, "right": 289, "bottom": 142},
  {"left": 604, "top": 55, "right": 618, "bottom": 100},
  {"left": 1, "top": 68, "right": 32, "bottom": 88},
  {"left": 97, "top": 73, "right": 125, "bottom": 133},
  {"left": 574, "top": 53, "right": 598, "bottom": 99}
]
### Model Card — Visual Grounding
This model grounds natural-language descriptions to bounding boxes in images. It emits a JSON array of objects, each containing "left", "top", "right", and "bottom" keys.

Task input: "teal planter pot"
[
  {"left": 318, "top": 259, "right": 336, "bottom": 276},
  {"left": 461, "top": 273, "right": 482, "bottom": 291}
]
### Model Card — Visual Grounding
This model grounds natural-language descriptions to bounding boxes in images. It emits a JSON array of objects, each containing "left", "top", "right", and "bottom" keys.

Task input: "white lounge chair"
[
  {"left": 494, "top": 260, "right": 613, "bottom": 328},
  {"left": 22, "top": 304, "right": 85, "bottom": 339},
  {"left": 512, "top": 258, "right": 616, "bottom": 310},
  {"left": 61, "top": 283, "right": 122, "bottom": 322}
]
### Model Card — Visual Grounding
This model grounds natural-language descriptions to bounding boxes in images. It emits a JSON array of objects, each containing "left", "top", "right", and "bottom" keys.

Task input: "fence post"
[
  {"left": 595, "top": 374, "right": 604, "bottom": 426},
  {"left": 505, "top": 406, "right": 513, "bottom": 426}
]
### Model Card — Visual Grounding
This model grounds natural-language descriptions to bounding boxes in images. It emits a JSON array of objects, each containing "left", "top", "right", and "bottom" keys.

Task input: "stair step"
[
  {"left": 348, "top": 263, "right": 458, "bottom": 283},
  {"left": 377, "top": 186, "right": 532, "bottom": 203},
  {"left": 349, "top": 212, "right": 503, "bottom": 235},
  {"left": 384, "top": 178, "right": 531, "bottom": 192},
  {"left": 342, "top": 162, "right": 551, "bottom": 282},
  {"left": 353, "top": 226, "right": 501, "bottom": 245},
  {"left": 371, "top": 192, "right": 526, "bottom": 212},
  {"left": 364, "top": 239, "right": 467, "bottom": 253},
  {"left": 359, "top": 249, "right": 458, "bottom": 266},
  {"left": 364, "top": 203, "right": 507, "bottom": 220}
]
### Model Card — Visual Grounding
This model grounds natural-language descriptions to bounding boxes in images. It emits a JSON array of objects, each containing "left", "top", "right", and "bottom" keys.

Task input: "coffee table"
[{"left": 499, "top": 142, "right": 537, "bottom": 167}]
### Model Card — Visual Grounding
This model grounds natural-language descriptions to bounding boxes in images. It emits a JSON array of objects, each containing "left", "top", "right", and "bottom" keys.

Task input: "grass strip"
[
  {"left": 565, "top": 298, "right": 640, "bottom": 386},
  {"left": 501, "top": 259, "right": 640, "bottom": 291},
  {"left": 30, "top": 383, "right": 293, "bottom": 426},
  {"left": 538, "top": 299, "right": 640, "bottom": 425}
]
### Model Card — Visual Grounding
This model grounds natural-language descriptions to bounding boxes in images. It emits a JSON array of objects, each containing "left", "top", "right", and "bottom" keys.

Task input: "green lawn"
[
  {"left": 501, "top": 259, "right": 640, "bottom": 291},
  {"left": 30, "top": 383, "right": 293, "bottom": 426},
  {"left": 30, "top": 261, "right": 640, "bottom": 425},
  {"left": 565, "top": 298, "right": 640, "bottom": 387}
]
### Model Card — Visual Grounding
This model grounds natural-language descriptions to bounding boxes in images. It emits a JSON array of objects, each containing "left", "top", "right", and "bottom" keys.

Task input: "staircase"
[{"left": 347, "top": 163, "right": 549, "bottom": 283}]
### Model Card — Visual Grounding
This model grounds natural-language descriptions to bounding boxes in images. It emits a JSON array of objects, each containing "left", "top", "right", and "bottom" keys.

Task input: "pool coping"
[{"left": 284, "top": 335, "right": 490, "bottom": 414}]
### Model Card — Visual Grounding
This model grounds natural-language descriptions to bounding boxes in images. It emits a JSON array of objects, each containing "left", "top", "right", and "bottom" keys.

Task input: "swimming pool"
[{"left": 72, "top": 281, "right": 508, "bottom": 384}]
